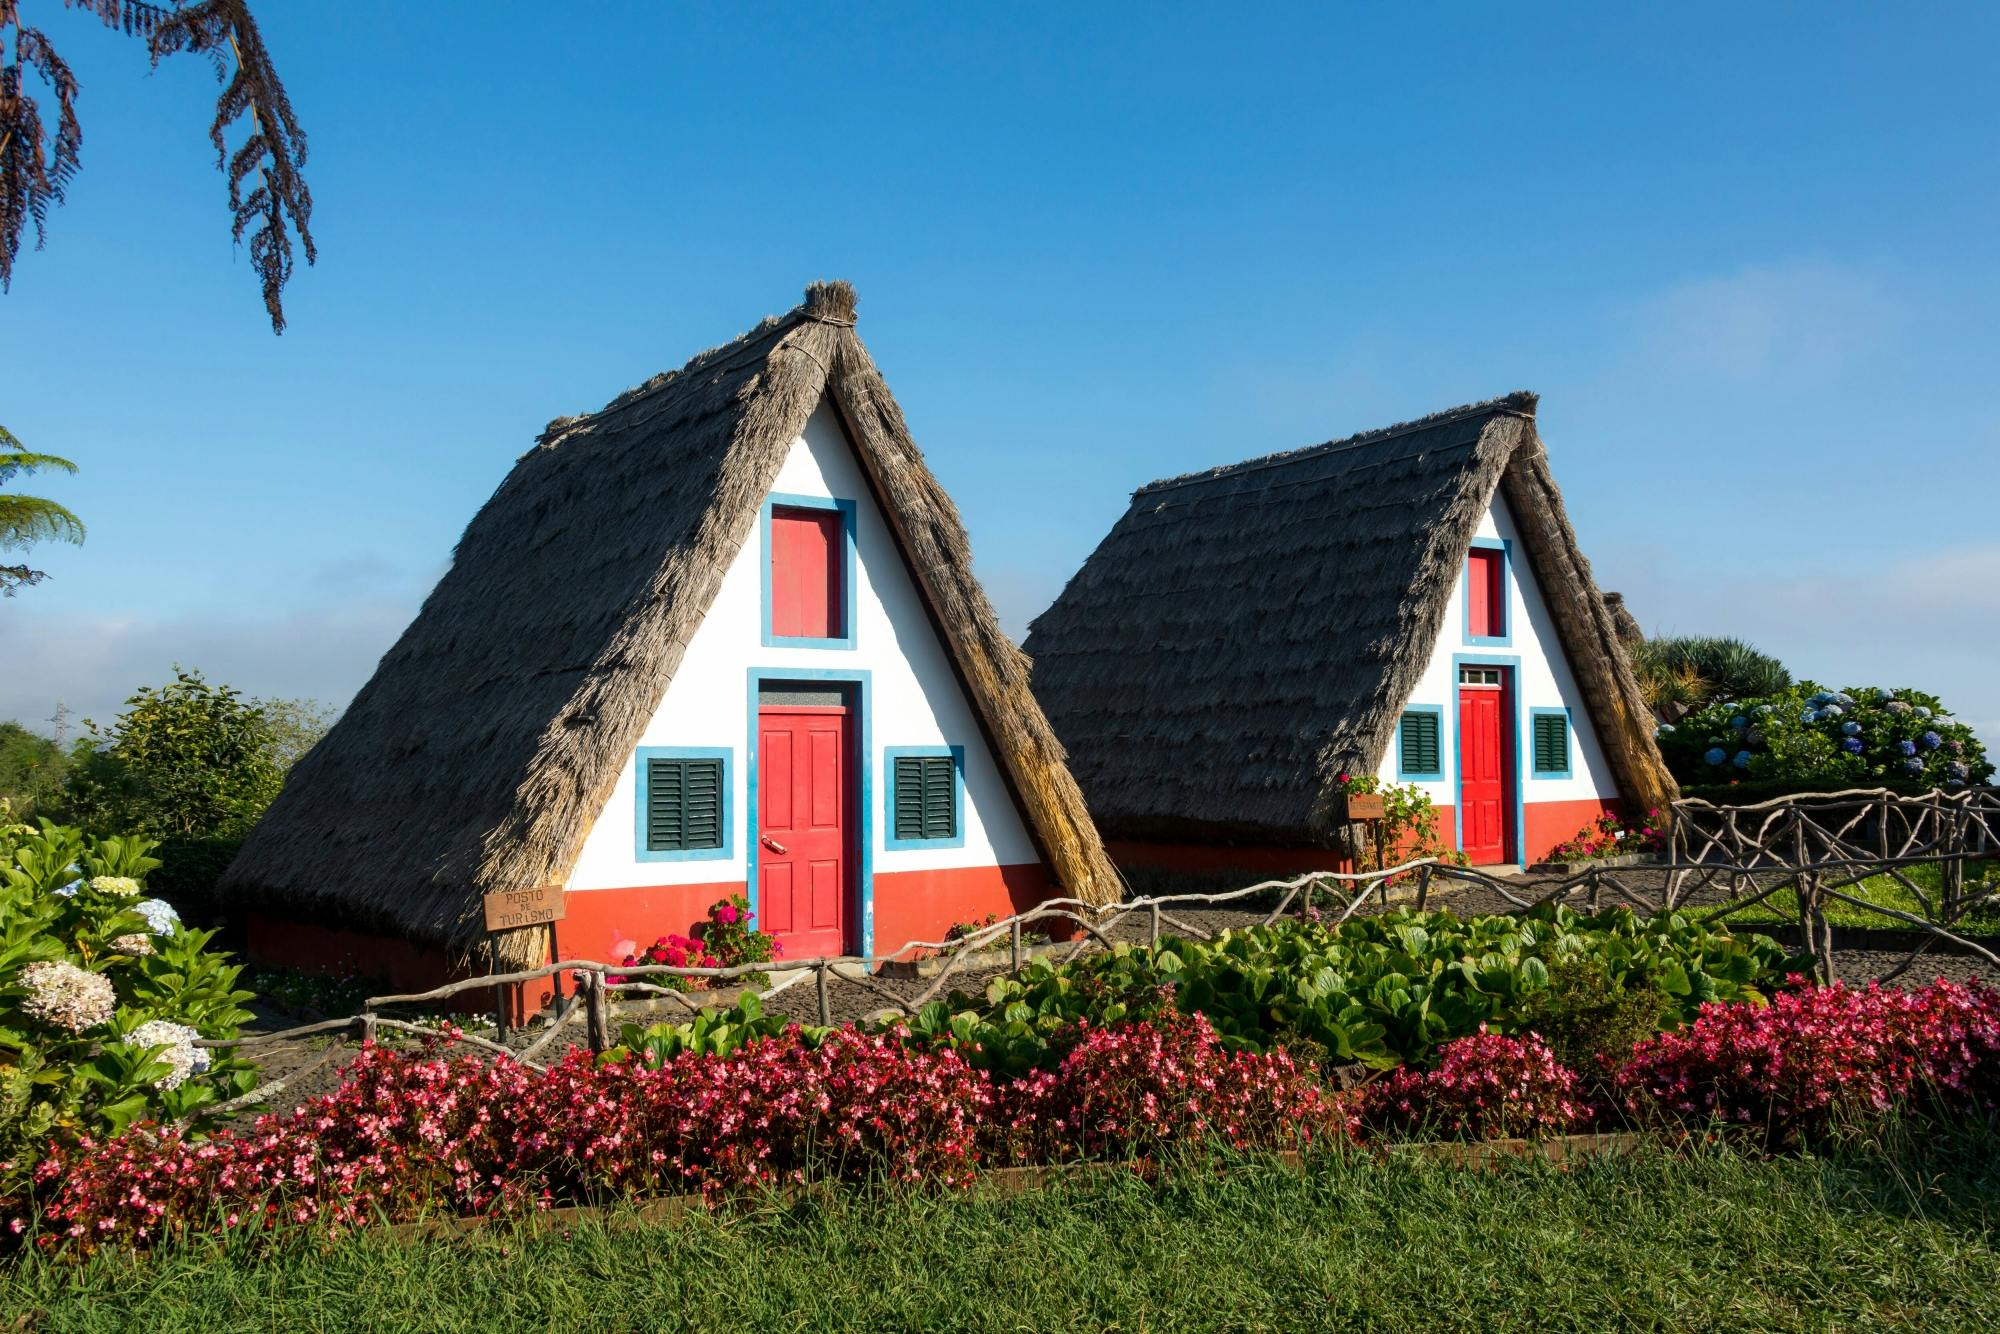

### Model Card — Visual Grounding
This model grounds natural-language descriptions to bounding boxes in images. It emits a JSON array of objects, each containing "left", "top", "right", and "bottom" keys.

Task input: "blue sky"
[{"left": 3, "top": 1, "right": 1996, "bottom": 740}]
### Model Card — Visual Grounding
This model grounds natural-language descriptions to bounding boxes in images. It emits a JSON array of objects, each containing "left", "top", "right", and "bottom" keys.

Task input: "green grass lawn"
[
  {"left": 8, "top": 1135, "right": 2000, "bottom": 1333},
  {"left": 1721, "top": 860, "right": 2000, "bottom": 937}
]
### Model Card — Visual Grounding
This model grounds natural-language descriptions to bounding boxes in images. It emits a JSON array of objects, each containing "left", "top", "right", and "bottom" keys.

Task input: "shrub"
[
  {"left": 0, "top": 820, "right": 256, "bottom": 1204},
  {"left": 926, "top": 905, "right": 1798, "bottom": 1075},
  {"left": 1656, "top": 684, "right": 1992, "bottom": 798},
  {"left": 1515, "top": 954, "right": 1677, "bottom": 1079},
  {"left": 1614, "top": 977, "right": 2000, "bottom": 1144},
  {"left": 997, "top": 1008, "right": 1344, "bottom": 1163},
  {"left": 694, "top": 892, "right": 778, "bottom": 969},
  {"left": 1354, "top": 1029, "right": 1587, "bottom": 1141}
]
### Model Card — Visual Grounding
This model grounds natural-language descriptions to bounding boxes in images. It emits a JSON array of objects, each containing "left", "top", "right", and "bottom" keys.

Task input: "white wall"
[
  {"left": 567, "top": 398, "right": 1041, "bottom": 892},
  {"left": 1374, "top": 490, "right": 1619, "bottom": 807}
]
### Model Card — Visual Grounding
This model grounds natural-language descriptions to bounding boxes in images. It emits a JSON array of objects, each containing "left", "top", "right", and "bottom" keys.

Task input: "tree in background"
[
  {"left": 0, "top": 425, "right": 81, "bottom": 593},
  {"left": 0, "top": 0, "right": 313, "bottom": 332},
  {"left": 1630, "top": 636, "right": 1793, "bottom": 722},
  {"left": 256, "top": 695, "right": 335, "bottom": 772},
  {"left": 66, "top": 668, "right": 280, "bottom": 839},
  {"left": 0, "top": 719, "right": 66, "bottom": 817}
]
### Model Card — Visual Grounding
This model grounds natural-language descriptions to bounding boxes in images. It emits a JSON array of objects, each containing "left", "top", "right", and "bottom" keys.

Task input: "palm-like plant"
[
  {"left": 0, "top": 423, "right": 82, "bottom": 593},
  {"left": 1632, "top": 635, "right": 1791, "bottom": 721}
]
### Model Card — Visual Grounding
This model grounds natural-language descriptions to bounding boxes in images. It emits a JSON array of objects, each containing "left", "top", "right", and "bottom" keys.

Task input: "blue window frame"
[
  {"left": 1530, "top": 707, "right": 1573, "bottom": 779},
  {"left": 884, "top": 745, "right": 965, "bottom": 850},
  {"left": 761, "top": 492, "right": 859, "bottom": 650},
  {"left": 1463, "top": 536, "right": 1513, "bottom": 648},
  {"left": 634, "top": 746, "right": 734, "bottom": 862},
  {"left": 1395, "top": 706, "right": 1446, "bottom": 780}
]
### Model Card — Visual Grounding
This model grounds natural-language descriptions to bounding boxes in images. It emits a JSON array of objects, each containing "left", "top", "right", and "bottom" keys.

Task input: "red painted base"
[
  {"left": 1111, "top": 798, "right": 1625, "bottom": 877},
  {"left": 240, "top": 863, "right": 1059, "bottom": 1020}
]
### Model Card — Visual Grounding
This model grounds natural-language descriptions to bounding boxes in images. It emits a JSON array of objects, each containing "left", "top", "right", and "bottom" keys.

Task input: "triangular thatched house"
[
  {"left": 1023, "top": 392, "right": 1675, "bottom": 878},
  {"left": 221, "top": 283, "right": 1118, "bottom": 1000}
]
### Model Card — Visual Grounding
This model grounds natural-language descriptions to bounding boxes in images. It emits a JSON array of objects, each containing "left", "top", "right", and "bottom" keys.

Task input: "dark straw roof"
[
  {"left": 1023, "top": 393, "right": 1676, "bottom": 844},
  {"left": 220, "top": 282, "right": 1120, "bottom": 965}
]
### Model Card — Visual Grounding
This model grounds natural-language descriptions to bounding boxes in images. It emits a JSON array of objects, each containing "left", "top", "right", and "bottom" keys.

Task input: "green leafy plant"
[
  {"left": 1332, "top": 773, "right": 1466, "bottom": 875},
  {"left": 1516, "top": 954, "right": 1677, "bottom": 1077},
  {"left": 0, "top": 820, "right": 257, "bottom": 1202}
]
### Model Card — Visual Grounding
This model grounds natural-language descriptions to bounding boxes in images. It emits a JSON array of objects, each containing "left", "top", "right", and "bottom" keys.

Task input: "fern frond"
[
  {"left": 150, "top": 0, "right": 313, "bottom": 333},
  {"left": 0, "top": 494, "right": 84, "bottom": 548}
]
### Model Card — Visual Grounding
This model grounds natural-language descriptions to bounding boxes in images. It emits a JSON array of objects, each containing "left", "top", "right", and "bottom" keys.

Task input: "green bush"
[
  {"left": 1657, "top": 683, "right": 1992, "bottom": 798},
  {"left": 1515, "top": 954, "right": 1676, "bottom": 1074},
  {"left": 909, "top": 904, "right": 1800, "bottom": 1076},
  {"left": 0, "top": 820, "right": 257, "bottom": 1202}
]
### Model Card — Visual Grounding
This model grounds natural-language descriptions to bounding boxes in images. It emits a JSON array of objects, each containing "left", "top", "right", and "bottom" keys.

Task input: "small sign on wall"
[
  {"left": 1343, "top": 793, "right": 1386, "bottom": 822},
  {"left": 481, "top": 884, "right": 567, "bottom": 933}
]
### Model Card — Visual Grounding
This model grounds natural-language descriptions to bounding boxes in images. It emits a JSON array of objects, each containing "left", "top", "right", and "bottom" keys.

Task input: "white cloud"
[
  {"left": 1632, "top": 258, "right": 1905, "bottom": 382},
  {"left": 0, "top": 599, "right": 419, "bottom": 735}
]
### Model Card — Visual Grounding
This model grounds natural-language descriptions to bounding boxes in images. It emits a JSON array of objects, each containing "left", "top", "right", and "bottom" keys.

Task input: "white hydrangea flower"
[
  {"left": 128, "top": 1019, "right": 204, "bottom": 1090},
  {"left": 134, "top": 899, "right": 180, "bottom": 935},
  {"left": 89, "top": 875, "right": 143, "bottom": 897},
  {"left": 18, "top": 960, "right": 117, "bottom": 1033},
  {"left": 111, "top": 933, "right": 156, "bottom": 957}
]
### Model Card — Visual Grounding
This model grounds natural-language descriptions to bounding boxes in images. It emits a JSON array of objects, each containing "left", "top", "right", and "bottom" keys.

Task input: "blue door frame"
[{"left": 1450, "top": 652, "right": 1525, "bottom": 865}]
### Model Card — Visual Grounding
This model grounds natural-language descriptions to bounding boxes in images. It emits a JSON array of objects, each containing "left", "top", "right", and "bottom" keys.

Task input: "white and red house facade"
[
  {"left": 559, "top": 402, "right": 1050, "bottom": 964},
  {"left": 1375, "top": 491, "right": 1624, "bottom": 867}
]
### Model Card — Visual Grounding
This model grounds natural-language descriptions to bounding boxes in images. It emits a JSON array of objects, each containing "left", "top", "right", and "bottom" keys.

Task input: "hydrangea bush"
[
  {"left": 1656, "top": 684, "right": 1991, "bottom": 797},
  {"left": 0, "top": 820, "right": 256, "bottom": 1202}
]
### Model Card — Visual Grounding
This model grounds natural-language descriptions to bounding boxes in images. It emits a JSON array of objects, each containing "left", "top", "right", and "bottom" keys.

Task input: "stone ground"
[{"left": 228, "top": 862, "right": 2000, "bottom": 1123}]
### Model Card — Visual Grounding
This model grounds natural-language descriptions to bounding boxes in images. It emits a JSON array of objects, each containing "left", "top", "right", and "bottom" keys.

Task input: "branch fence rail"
[{"left": 193, "top": 789, "right": 1999, "bottom": 1120}]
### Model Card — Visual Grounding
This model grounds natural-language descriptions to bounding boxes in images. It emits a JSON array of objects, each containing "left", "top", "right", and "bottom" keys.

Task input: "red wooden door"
[
  {"left": 1458, "top": 672, "right": 1513, "bottom": 864},
  {"left": 756, "top": 706, "right": 851, "bottom": 957}
]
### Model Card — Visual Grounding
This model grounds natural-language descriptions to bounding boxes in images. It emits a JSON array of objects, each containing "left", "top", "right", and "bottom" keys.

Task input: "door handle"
[{"left": 761, "top": 836, "right": 787, "bottom": 855}]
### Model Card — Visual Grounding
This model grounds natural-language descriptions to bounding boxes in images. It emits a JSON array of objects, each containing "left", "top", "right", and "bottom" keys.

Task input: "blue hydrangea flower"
[
  {"left": 1808, "top": 691, "right": 1832, "bottom": 706},
  {"left": 1842, "top": 737, "right": 1864, "bottom": 754},
  {"left": 1902, "top": 757, "right": 1926, "bottom": 776},
  {"left": 1898, "top": 739, "right": 1918, "bottom": 757},
  {"left": 1730, "top": 715, "right": 1747, "bottom": 729},
  {"left": 1800, "top": 709, "right": 1819, "bottom": 723},
  {"left": 1915, "top": 706, "right": 1933, "bottom": 721},
  {"left": 1922, "top": 731, "right": 1943, "bottom": 750},
  {"left": 1655, "top": 723, "right": 1676, "bottom": 737},
  {"left": 1841, "top": 721, "right": 1862, "bottom": 736},
  {"left": 135, "top": 899, "right": 180, "bottom": 935},
  {"left": 1753, "top": 704, "right": 1774, "bottom": 717},
  {"left": 1821, "top": 704, "right": 1844, "bottom": 719},
  {"left": 1733, "top": 751, "right": 1753, "bottom": 769},
  {"left": 1949, "top": 761, "right": 1971, "bottom": 781},
  {"left": 1832, "top": 692, "right": 1855, "bottom": 706},
  {"left": 1704, "top": 747, "right": 1728, "bottom": 766},
  {"left": 53, "top": 879, "right": 80, "bottom": 898}
]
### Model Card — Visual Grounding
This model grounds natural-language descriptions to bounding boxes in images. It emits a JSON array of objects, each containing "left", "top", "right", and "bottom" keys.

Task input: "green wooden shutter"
[
  {"left": 1533, "top": 713, "right": 1570, "bottom": 775},
  {"left": 893, "top": 755, "right": 957, "bottom": 841},
  {"left": 647, "top": 758, "right": 724, "bottom": 850},
  {"left": 1399, "top": 711, "right": 1441, "bottom": 775}
]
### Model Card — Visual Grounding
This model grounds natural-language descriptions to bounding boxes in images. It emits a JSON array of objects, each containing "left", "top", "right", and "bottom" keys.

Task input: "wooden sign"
[
  {"left": 482, "top": 884, "right": 566, "bottom": 933},
  {"left": 1343, "top": 793, "right": 1386, "bottom": 822}
]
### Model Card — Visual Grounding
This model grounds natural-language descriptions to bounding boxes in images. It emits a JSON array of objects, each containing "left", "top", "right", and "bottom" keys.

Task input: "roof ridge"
[
  {"left": 537, "top": 301, "right": 817, "bottom": 446},
  {"left": 1134, "top": 390, "right": 1538, "bottom": 498}
]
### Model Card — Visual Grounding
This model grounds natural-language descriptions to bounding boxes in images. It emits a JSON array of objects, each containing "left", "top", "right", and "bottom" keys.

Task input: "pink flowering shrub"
[
  {"left": 27, "top": 1034, "right": 543, "bottom": 1249},
  {"left": 538, "top": 1025, "right": 994, "bottom": 1196},
  {"left": 1354, "top": 1029, "right": 1588, "bottom": 1140},
  {"left": 998, "top": 1009, "right": 1344, "bottom": 1162},
  {"left": 24, "top": 1024, "right": 995, "bottom": 1252},
  {"left": 1614, "top": 977, "right": 2000, "bottom": 1143}
]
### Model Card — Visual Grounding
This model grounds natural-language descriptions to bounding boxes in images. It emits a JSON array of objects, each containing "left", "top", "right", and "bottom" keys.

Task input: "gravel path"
[{"left": 227, "top": 863, "right": 2000, "bottom": 1122}]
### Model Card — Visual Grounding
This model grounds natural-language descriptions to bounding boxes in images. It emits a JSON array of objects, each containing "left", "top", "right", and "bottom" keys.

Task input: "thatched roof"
[
  {"left": 220, "top": 282, "right": 1120, "bottom": 964},
  {"left": 1022, "top": 393, "right": 1676, "bottom": 844}
]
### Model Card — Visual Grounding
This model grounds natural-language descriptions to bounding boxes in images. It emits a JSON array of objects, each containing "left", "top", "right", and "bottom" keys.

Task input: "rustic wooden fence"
[{"left": 196, "top": 791, "right": 1998, "bottom": 1120}]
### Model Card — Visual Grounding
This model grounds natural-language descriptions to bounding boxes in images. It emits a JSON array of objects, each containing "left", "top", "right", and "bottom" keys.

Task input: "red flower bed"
[
  {"left": 1615, "top": 977, "right": 2000, "bottom": 1141},
  {"left": 1354, "top": 1029, "right": 1587, "bottom": 1140},
  {"left": 999, "top": 1009, "right": 1345, "bottom": 1161}
]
